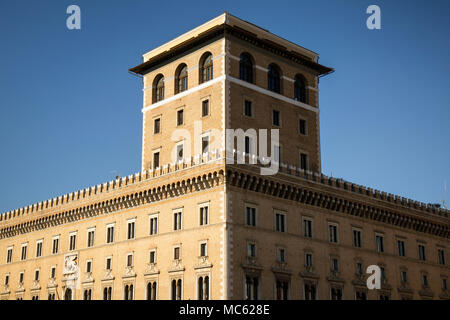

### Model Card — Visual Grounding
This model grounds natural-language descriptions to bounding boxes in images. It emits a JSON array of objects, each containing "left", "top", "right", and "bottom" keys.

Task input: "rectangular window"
[
  {"left": 21, "top": 244, "right": 27, "bottom": 261},
  {"left": 176, "top": 143, "right": 184, "bottom": 161},
  {"left": 401, "top": 271, "right": 408, "bottom": 283},
  {"left": 5, "top": 275, "right": 9, "bottom": 286},
  {"left": 244, "top": 100, "right": 253, "bottom": 117},
  {"left": 328, "top": 224, "right": 339, "bottom": 243},
  {"left": 106, "top": 257, "right": 112, "bottom": 270},
  {"left": 277, "top": 248, "right": 286, "bottom": 263},
  {"left": 173, "top": 210, "right": 182, "bottom": 231},
  {"left": 442, "top": 278, "right": 448, "bottom": 291},
  {"left": 275, "top": 212, "right": 286, "bottom": 232},
  {"left": 200, "top": 243, "right": 207, "bottom": 257},
  {"left": 6, "top": 247, "right": 13, "bottom": 264},
  {"left": 300, "top": 153, "right": 308, "bottom": 170},
  {"left": 149, "top": 250, "right": 156, "bottom": 264},
  {"left": 86, "top": 260, "right": 92, "bottom": 273},
  {"left": 422, "top": 274, "right": 428, "bottom": 287},
  {"left": 397, "top": 240, "right": 406, "bottom": 257},
  {"left": 177, "top": 109, "right": 184, "bottom": 126},
  {"left": 375, "top": 235, "right": 384, "bottom": 253},
  {"left": 246, "top": 206, "right": 257, "bottom": 227},
  {"left": 272, "top": 110, "right": 280, "bottom": 126},
  {"left": 202, "top": 136, "right": 209, "bottom": 154},
  {"left": 51, "top": 266, "right": 56, "bottom": 279},
  {"left": 244, "top": 136, "right": 251, "bottom": 154},
  {"left": 127, "top": 220, "right": 135, "bottom": 240},
  {"left": 353, "top": 229, "right": 362, "bottom": 248},
  {"left": 331, "top": 258, "right": 339, "bottom": 272},
  {"left": 149, "top": 215, "right": 158, "bottom": 235},
  {"left": 303, "top": 218, "right": 313, "bottom": 238},
  {"left": 154, "top": 118, "right": 161, "bottom": 134},
  {"left": 153, "top": 151, "right": 160, "bottom": 169},
  {"left": 106, "top": 225, "right": 115, "bottom": 244},
  {"left": 69, "top": 233, "right": 77, "bottom": 251},
  {"left": 19, "top": 272, "right": 24, "bottom": 284},
  {"left": 299, "top": 119, "right": 306, "bottom": 135},
  {"left": 305, "top": 253, "right": 313, "bottom": 268},
  {"left": 418, "top": 244, "right": 426, "bottom": 261},
  {"left": 356, "top": 262, "right": 363, "bottom": 275},
  {"left": 202, "top": 99, "right": 209, "bottom": 117},
  {"left": 199, "top": 204, "right": 209, "bottom": 226},
  {"left": 247, "top": 243, "right": 256, "bottom": 258},
  {"left": 380, "top": 267, "right": 386, "bottom": 281},
  {"left": 34, "top": 270, "right": 39, "bottom": 281},
  {"left": 127, "top": 254, "right": 133, "bottom": 267},
  {"left": 87, "top": 229, "right": 95, "bottom": 247},
  {"left": 174, "top": 247, "right": 180, "bottom": 260},
  {"left": 36, "top": 240, "right": 43, "bottom": 258},
  {"left": 438, "top": 248, "right": 446, "bottom": 265}
]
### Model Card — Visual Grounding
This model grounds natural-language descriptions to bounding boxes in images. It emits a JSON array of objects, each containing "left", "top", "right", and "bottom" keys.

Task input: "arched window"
[
  {"left": 268, "top": 64, "right": 281, "bottom": 93},
  {"left": 153, "top": 74, "right": 165, "bottom": 103},
  {"left": 108, "top": 287, "right": 112, "bottom": 300},
  {"left": 171, "top": 280, "right": 177, "bottom": 300},
  {"left": 198, "top": 277, "right": 204, "bottom": 300},
  {"left": 64, "top": 288, "right": 72, "bottom": 300},
  {"left": 103, "top": 287, "right": 108, "bottom": 300},
  {"left": 147, "top": 282, "right": 157, "bottom": 300},
  {"left": 200, "top": 53, "right": 213, "bottom": 83},
  {"left": 240, "top": 53, "right": 254, "bottom": 83},
  {"left": 175, "top": 64, "right": 188, "bottom": 94},
  {"left": 204, "top": 276, "right": 209, "bottom": 300},
  {"left": 294, "top": 75, "right": 307, "bottom": 103},
  {"left": 124, "top": 285, "right": 129, "bottom": 300},
  {"left": 177, "top": 279, "right": 182, "bottom": 300},
  {"left": 152, "top": 282, "right": 157, "bottom": 300}
]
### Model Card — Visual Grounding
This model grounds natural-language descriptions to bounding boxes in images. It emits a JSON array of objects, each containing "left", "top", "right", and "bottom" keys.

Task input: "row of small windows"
[
  {"left": 239, "top": 52, "right": 308, "bottom": 103},
  {"left": 152, "top": 52, "right": 213, "bottom": 103},
  {"left": 245, "top": 205, "right": 447, "bottom": 265},
  {"left": 4, "top": 204, "right": 210, "bottom": 263},
  {"left": 245, "top": 243, "right": 448, "bottom": 300}
]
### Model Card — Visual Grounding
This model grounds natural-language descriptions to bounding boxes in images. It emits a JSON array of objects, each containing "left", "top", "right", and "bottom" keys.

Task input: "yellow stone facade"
[{"left": 0, "top": 13, "right": 449, "bottom": 300}]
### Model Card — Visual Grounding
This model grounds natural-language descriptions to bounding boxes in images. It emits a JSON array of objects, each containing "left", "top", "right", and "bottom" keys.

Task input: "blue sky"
[{"left": 0, "top": 0, "right": 449, "bottom": 213}]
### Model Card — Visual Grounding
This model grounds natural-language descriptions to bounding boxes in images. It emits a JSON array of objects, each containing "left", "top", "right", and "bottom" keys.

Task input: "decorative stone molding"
[
  {"left": 122, "top": 267, "right": 136, "bottom": 279},
  {"left": 195, "top": 256, "right": 213, "bottom": 270},
  {"left": 168, "top": 259, "right": 185, "bottom": 273},
  {"left": 144, "top": 263, "right": 159, "bottom": 276}
]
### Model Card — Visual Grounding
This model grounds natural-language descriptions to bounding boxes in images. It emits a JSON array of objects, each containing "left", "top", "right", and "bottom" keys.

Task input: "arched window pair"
[
  {"left": 171, "top": 279, "right": 182, "bottom": 300},
  {"left": 83, "top": 289, "right": 92, "bottom": 300},
  {"left": 147, "top": 281, "right": 157, "bottom": 300},
  {"left": 124, "top": 284, "right": 134, "bottom": 300},
  {"left": 103, "top": 287, "right": 112, "bottom": 300},
  {"left": 64, "top": 288, "right": 72, "bottom": 300},
  {"left": 176, "top": 53, "right": 213, "bottom": 93},
  {"left": 198, "top": 276, "right": 210, "bottom": 300}
]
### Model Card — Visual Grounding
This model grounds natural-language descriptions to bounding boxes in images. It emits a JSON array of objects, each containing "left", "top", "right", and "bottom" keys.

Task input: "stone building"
[{"left": 0, "top": 13, "right": 448, "bottom": 300}]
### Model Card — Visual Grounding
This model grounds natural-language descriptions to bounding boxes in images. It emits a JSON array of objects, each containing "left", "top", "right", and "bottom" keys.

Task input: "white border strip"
[{"left": 142, "top": 75, "right": 319, "bottom": 114}]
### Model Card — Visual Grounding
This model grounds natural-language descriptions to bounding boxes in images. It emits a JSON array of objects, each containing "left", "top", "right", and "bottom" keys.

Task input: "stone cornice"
[
  {"left": 225, "top": 162, "right": 450, "bottom": 239},
  {"left": 0, "top": 152, "right": 225, "bottom": 240}
]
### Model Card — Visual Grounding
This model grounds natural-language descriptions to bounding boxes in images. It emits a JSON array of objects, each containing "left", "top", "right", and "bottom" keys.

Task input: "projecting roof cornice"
[
  {"left": 226, "top": 164, "right": 450, "bottom": 240},
  {"left": 129, "top": 23, "right": 333, "bottom": 76}
]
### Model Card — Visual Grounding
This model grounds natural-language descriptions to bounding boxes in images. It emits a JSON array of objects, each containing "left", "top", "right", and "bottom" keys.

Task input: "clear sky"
[{"left": 0, "top": 0, "right": 449, "bottom": 214}]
